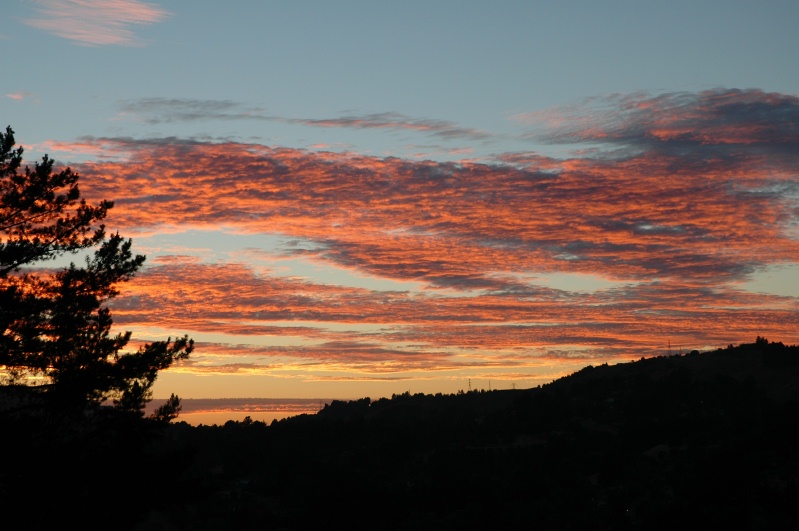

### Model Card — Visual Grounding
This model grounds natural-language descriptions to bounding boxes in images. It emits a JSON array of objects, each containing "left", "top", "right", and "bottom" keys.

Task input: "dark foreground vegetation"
[{"left": 2, "top": 337, "right": 799, "bottom": 530}]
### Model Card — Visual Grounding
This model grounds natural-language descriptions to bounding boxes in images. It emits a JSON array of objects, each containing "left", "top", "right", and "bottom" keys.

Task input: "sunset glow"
[{"left": 3, "top": 2, "right": 798, "bottom": 405}]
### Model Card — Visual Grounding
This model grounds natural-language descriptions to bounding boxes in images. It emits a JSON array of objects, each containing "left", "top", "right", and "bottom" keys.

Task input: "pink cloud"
[
  {"left": 71, "top": 132, "right": 798, "bottom": 289},
  {"left": 24, "top": 88, "right": 799, "bottom": 378},
  {"left": 5, "top": 92, "right": 34, "bottom": 101},
  {"left": 25, "top": 0, "right": 170, "bottom": 46}
]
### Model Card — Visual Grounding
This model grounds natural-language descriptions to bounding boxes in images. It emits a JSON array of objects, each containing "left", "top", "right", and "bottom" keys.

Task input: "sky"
[{"left": 2, "top": 1, "right": 799, "bottom": 402}]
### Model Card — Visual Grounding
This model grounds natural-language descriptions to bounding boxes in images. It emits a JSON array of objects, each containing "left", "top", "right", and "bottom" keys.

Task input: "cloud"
[
  {"left": 5, "top": 92, "right": 34, "bottom": 101},
  {"left": 118, "top": 98, "right": 268, "bottom": 123},
  {"left": 25, "top": 0, "right": 169, "bottom": 46},
  {"left": 118, "top": 98, "right": 491, "bottom": 141},
  {"left": 38, "top": 88, "right": 799, "bottom": 376},
  {"left": 108, "top": 257, "right": 798, "bottom": 375},
  {"left": 522, "top": 88, "right": 799, "bottom": 162},
  {"left": 288, "top": 112, "right": 491, "bottom": 141},
  {"left": 73, "top": 134, "right": 799, "bottom": 287}
]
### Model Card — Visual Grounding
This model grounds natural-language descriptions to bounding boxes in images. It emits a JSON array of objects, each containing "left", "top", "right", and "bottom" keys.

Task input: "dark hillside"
[
  {"left": 130, "top": 338, "right": 799, "bottom": 530},
  {"left": 548, "top": 336, "right": 799, "bottom": 402},
  {"left": 3, "top": 338, "right": 799, "bottom": 530}
]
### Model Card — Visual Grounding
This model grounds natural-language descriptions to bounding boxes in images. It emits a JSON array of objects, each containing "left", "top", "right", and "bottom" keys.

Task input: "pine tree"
[{"left": 0, "top": 126, "right": 192, "bottom": 418}]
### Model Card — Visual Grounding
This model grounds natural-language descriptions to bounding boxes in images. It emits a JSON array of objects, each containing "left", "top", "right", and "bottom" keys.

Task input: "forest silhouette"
[{"left": 2, "top": 338, "right": 799, "bottom": 530}]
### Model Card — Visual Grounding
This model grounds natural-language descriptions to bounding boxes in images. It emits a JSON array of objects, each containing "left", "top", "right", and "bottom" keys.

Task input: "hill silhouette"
[{"left": 3, "top": 337, "right": 798, "bottom": 530}]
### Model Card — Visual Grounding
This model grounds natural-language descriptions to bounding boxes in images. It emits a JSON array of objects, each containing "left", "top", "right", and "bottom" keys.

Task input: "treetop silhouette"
[{"left": 0, "top": 126, "right": 192, "bottom": 419}]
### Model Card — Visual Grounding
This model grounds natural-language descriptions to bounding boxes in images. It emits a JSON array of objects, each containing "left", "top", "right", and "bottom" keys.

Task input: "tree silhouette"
[{"left": 0, "top": 126, "right": 192, "bottom": 418}]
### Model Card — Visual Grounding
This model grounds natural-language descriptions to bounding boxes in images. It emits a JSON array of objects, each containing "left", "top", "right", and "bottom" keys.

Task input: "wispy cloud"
[
  {"left": 118, "top": 98, "right": 491, "bottom": 141},
  {"left": 25, "top": 0, "right": 169, "bottom": 46},
  {"left": 73, "top": 140, "right": 799, "bottom": 286},
  {"left": 118, "top": 98, "right": 266, "bottom": 123},
  {"left": 5, "top": 91, "right": 35, "bottom": 101},
  {"left": 287, "top": 112, "right": 491, "bottom": 141},
  {"left": 520, "top": 88, "right": 799, "bottom": 160},
  {"left": 51, "top": 88, "right": 799, "bottom": 378},
  {"left": 111, "top": 259, "right": 797, "bottom": 375}
]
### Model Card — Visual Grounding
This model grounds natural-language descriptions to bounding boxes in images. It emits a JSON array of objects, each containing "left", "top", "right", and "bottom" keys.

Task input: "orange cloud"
[
  {"left": 34, "top": 88, "right": 799, "bottom": 382},
  {"left": 109, "top": 259, "right": 798, "bottom": 376},
  {"left": 74, "top": 134, "right": 798, "bottom": 286}
]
